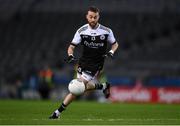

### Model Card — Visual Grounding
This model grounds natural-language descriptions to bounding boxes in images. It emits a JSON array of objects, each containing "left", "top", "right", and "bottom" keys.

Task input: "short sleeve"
[
  {"left": 71, "top": 31, "right": 81, "bottom": 45},
  {"left": 107, "top": 29, "right": 116, "bottom": 44}
]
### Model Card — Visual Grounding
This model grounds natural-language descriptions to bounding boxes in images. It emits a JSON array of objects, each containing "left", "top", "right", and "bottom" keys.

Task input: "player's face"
[{"left": 86, "top": 11, "right": 99, "bottom": 28}]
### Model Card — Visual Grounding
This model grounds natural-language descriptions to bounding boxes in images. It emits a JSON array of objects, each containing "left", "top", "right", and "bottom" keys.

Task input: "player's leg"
[
  {"left": 49, "top": 93, "right": 76, "bottom": 119},
  {"left": 49, "top": 67, "right": 109, "bottom": 119},
  {"left": 85, "top": 72, "right": 111, "bottom": 98},
  {"left": 86, "top": 78, "right": 103, "bottom": 90},
  {"left": 80, "top": 70, "right": 102, "bottom": 90},
  {"left": 49, "top": 75, "right": 88, "bottom": 119},
  {"left": 87, "top": 80, "right": 111, "bottom": 98},
  {"left": 55, "top": 72, "right": 90, "bottom": 114},
  {"left": 63, "top": 93, "right": 76, "bottom": 106}
]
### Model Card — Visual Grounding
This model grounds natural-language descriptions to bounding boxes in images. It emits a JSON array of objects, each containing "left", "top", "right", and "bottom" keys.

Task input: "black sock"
[
  {"left": 95, "top": 83, "right": 103, "bottom": 90},
  {"left": 58, "top": 103, "right": 67, "bottom": 113}
]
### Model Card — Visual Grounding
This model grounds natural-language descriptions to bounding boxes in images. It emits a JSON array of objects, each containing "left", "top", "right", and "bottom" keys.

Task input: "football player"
[{"left": 49, "top": 6, "right": 118, "bottom": 119}]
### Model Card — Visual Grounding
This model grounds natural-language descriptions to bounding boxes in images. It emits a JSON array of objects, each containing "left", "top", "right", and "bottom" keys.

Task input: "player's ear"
[
  {"left": 97, "top": 12, "right": 100, "bottom": 18},
  {"left": 98, "top": 14, "right": 100, "bottom": 20}
]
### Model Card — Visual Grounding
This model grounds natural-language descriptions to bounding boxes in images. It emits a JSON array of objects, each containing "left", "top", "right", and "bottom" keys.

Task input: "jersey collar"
[{"left": 88, "top": 23, "right": 100, "bottom": 30}]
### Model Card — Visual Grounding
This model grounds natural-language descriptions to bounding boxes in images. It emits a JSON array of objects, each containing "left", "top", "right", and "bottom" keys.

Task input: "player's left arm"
[
  {"left": 107, "top": 28, "right": 119, "bottom": 57},
  {"left": 110, "top": 42, "right": 119, "bottom": 54}
]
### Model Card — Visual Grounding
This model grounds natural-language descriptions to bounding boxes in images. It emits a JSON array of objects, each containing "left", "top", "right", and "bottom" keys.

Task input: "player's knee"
[{"left": 68, "top": 79, "right": 86, "bottom": 96}]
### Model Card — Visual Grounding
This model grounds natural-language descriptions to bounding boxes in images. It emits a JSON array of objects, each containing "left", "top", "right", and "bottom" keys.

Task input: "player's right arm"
[
  {"left": 66, "top": 44, "right": 76, "bottom": 63},
  {"left": 68, "top": 29, "right": 82, "bottom": 56},
  {"left": 67, "top": 28, "right": 82, "bottom": 58},
  {"left": 67, "top": 44, "right": 75, "bottom": 56}
]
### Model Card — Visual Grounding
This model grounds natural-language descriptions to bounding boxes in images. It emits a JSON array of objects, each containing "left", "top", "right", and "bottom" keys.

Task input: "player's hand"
[
  {"left": 65, "top": 55, "right": 75, "bottom": 63},
  {"left": 103, "top": 51, "right": 114, "bottom": 59}
]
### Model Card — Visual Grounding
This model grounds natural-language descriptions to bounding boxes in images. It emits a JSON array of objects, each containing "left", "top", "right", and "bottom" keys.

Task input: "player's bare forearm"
[
  {"left": 111, "top": 42, "right": 119, "bottom": 53},
  {"left": 68, "top": 44, "right": 75, "bottom": 56}
]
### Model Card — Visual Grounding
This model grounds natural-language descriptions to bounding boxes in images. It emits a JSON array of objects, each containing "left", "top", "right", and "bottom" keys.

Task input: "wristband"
[
  {"left": 109, "top": 50, "right": 114, "bottom": 54},
  {"left": 69, "top": 54, "right": 74, "bottom": 57}
]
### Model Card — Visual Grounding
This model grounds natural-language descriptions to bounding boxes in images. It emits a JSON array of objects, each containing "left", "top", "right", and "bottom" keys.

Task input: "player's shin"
[
  {"left": 85, "top": 80, "right": 105, "bottom": 90},
  {"left": 57, "top": 93, "right": 76, "bottom": 113},
  {"left": 63, "top": 93, "right": 76, "bottom": 106}
]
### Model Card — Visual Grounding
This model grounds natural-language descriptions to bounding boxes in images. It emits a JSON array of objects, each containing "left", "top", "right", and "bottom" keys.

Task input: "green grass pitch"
[{"left": 0, "top": 100, "right": 180, "bottom": 125}]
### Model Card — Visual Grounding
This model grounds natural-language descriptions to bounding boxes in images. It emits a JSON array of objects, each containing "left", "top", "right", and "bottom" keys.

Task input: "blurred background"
[{"left": 0, "top": 0, "right": 180, "bottom": 103}]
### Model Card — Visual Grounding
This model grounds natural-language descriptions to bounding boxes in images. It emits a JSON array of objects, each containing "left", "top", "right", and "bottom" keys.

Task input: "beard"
[{"left": 89, "top": 22, "right": 98, "bottom": 28}]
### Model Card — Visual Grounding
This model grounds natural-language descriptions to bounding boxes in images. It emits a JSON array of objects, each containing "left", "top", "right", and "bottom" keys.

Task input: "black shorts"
[{"left": 77, "top": 62, "right": 103, "bottom": 77}]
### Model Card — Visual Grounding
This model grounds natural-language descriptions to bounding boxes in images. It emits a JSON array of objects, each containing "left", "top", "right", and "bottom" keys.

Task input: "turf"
[{"left": 0, "top": 100, "right": 180, "bottom": 125}]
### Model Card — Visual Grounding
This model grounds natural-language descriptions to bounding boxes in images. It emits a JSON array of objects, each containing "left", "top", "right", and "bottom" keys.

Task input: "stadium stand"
[{"left": 0, "top": 0, "right": 180, "bottom": 99}]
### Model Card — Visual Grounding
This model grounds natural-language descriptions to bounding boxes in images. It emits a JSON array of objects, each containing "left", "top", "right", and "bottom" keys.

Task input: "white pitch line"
[
  {"left": 0, "top": 118, "right": 179, "bottom": 121},
  {"left": 82, "top": 118, "right": 180, "bottom": 121},
  {"left": 82, "top": 118, "right": 103, "bottom": 121}
]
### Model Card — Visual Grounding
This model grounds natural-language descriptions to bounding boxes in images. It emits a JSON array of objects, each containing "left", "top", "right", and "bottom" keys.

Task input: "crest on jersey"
[
  {"left": 91, "top": 36, "right": 96, "bottom": 41},
  {"left": 100, "top": 35, "right": 105, "bottom": 40}
]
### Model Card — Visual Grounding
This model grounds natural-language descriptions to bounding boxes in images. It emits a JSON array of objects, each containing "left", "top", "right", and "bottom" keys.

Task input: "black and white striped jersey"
[{"left": 71, "top": 23, "right": 116, "bottom": 71}]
